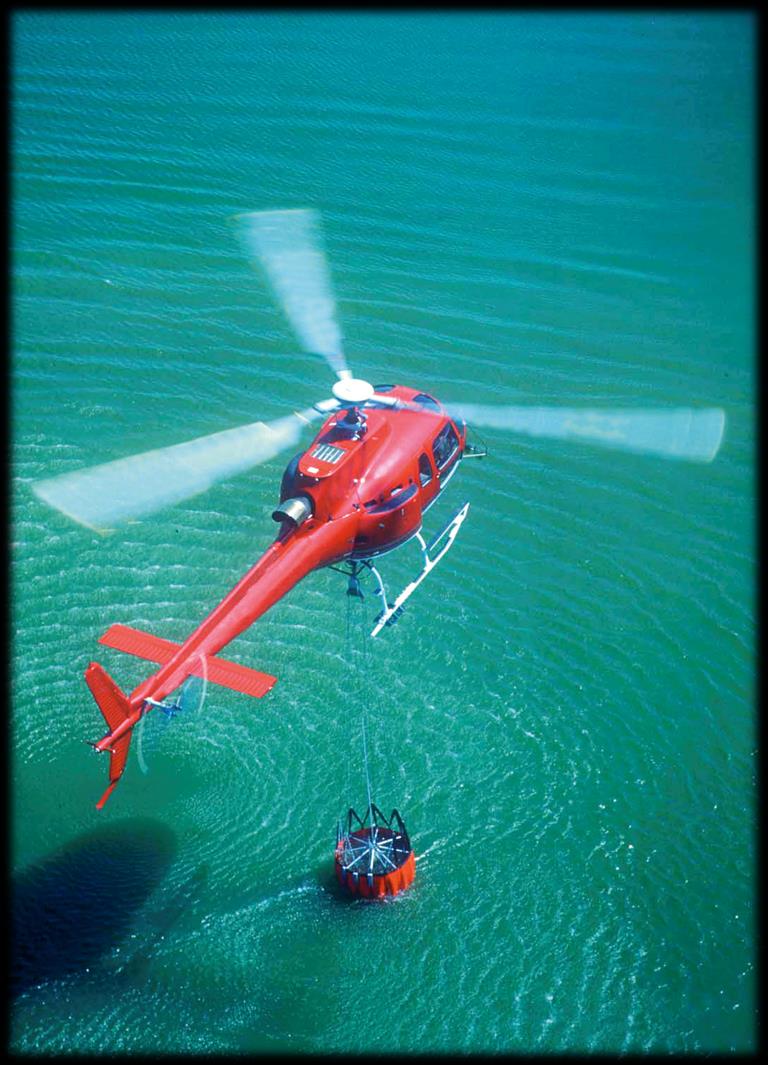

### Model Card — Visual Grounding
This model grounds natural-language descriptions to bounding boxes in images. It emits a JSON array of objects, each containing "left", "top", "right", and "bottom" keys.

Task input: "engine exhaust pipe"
[{"left": 272, "top": 495, "right": 313, "bottom": 528}]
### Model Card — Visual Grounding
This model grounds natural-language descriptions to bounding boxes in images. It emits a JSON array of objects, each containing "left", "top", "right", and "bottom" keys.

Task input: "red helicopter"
[{"left": 32, "top": 209, "right": 726, "bottom": 809}]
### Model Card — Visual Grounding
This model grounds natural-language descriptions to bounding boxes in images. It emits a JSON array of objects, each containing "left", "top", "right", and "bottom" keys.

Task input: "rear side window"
[
  {"left": 432, "top": 423, "right": 459, "bottom": 470},
  {"left": 418, "top": 452, "right": 433, "bottom": 487}
]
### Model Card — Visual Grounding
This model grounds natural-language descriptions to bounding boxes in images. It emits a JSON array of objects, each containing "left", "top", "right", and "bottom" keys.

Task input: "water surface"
[{"left": 12, "top": 11, "right": 754, "bottom": 1053}]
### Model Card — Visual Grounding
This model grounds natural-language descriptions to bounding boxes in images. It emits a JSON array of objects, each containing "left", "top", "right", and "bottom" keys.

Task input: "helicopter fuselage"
[
  {"left": 278, "top": 383, "right": 466, "bottom": 559},
  {"left": 88, "top": 384, "right": 466, "bottom": 806}
]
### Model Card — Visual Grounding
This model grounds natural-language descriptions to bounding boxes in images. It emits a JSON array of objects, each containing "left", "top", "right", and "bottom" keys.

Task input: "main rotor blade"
[
  {"left": 235, "top": 208, "right": 350, "bottom": 380},
  {"left": 32, "top": 409, "right": 319, "bottom": 532},
  {"left": 447, "top": 404, "right": 726, "bottom": 462}
]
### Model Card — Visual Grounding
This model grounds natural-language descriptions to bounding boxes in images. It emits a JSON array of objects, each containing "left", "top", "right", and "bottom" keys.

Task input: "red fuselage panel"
[{"left": 286, "top": 385, "right": 465, "bottom": 556}]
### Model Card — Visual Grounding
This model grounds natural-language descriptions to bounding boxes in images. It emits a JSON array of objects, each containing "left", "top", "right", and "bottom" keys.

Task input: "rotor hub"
[{"left": 332, "top": 378, "right": 375, "bottom": 406}]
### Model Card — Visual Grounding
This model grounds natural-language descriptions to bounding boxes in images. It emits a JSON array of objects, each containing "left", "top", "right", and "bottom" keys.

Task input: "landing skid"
[
  {"left": 371, "top": 501, "right": 470, "bottom": 636},
  {"left": 333, "top": 502, "right": 470, "bottom": 637}
]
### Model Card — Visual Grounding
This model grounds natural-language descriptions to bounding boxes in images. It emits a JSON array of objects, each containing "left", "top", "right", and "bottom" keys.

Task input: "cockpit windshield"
[{"left": 432, "top": 423, "right": 459, "bottom": 469}]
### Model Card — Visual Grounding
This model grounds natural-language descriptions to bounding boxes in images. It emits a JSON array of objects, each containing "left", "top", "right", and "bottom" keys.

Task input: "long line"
[{"left": 361, "top": 699, "right": 373, "bottom": 820}]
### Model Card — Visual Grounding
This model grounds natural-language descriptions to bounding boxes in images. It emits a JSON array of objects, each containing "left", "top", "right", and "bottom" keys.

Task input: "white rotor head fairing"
[{"left": 332, "top": 378, "right": 375, "bottom": 405}]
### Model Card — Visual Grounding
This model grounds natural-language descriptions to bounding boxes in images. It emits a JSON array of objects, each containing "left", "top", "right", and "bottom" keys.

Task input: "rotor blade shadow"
[
  {"left": 11, "top": 818, "right": 177, "bottom": 997},
  {"left": 114, "top": 863, "right": 210, "bottom": 983}
]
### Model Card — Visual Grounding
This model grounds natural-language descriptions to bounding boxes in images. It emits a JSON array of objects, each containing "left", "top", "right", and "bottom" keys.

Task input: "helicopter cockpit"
[{"left": 432, "top": 421, "right": 460, "bottom": 470}]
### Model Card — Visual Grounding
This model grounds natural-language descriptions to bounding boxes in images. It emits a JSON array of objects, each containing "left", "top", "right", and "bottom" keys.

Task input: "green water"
[{"left": 11, "top": 11, "right": 754, "bottom": 1053}]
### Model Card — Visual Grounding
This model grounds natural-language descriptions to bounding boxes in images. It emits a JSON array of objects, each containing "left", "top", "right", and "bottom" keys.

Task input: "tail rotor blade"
[
  {"left": 447, "top": 404, "right": 725, "bottom": 462},
  {"left": 32, "top": 408, "right": 319, "bottom": 532},
  {"left": 235, "top": 208, "right": 350, "bottom": 380}
]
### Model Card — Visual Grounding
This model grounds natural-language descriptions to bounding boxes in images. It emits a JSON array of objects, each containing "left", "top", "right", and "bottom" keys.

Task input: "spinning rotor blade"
[
  {"left": 32, "top": 409, "right": 319, "bottom": 532},
  {"left": 236, "top": 208, "right": 350, "bottom": 380},
  {"left": 446, "top": 404, "right": 725, "bottom": 462}
]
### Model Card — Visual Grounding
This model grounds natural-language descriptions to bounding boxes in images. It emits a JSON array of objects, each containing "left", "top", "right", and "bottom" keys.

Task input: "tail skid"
[{"left": 85, "top": 662, "right": 135, "bottom": 809}]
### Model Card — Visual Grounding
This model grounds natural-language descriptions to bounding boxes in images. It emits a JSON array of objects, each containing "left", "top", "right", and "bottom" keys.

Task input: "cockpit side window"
[
  {"left": 432, "top": 423, "right": 459, "bottom": 470},
  {"left": 418, "top": 452, "right": 433, "bottom": 487}
]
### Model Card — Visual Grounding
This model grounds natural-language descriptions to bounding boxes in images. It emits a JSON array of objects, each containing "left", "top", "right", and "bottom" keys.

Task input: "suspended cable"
[{"left": 333, "top": 569, "right": 415, "bottom": 899}]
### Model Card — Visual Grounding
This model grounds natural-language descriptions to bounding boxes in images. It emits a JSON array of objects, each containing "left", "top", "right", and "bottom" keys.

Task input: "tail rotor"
[{"left": 136, "top": 663, "right": 208, "bottom": 777}]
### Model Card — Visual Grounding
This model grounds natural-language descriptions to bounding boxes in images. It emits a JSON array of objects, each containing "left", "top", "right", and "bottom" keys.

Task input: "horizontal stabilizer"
[{"left": 99, "top": 623, "right": 277, "bottom": 699}]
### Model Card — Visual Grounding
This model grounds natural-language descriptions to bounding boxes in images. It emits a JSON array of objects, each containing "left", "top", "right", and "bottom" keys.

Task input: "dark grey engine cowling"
[{"left": 272, "top": 495, "right": 313, "bottom": 527}]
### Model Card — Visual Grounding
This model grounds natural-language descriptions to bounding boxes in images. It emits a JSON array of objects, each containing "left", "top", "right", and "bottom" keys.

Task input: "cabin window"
[
  {"left": 412, "top": 392, "right": 441, "bottom": 412},
  {"left": 432, "top": 423, "right": 459, "bottom": 470},
  {"left": 418, "top": 452, "right": 433, "bottom": 487},
  {"left": 367, "top": 483, "right": 417, "bottom": 514}
]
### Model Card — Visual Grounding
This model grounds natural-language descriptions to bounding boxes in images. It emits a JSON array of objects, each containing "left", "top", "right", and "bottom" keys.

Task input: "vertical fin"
[{"left": 85, "top": 662, "right": 134, "bottom": 809}]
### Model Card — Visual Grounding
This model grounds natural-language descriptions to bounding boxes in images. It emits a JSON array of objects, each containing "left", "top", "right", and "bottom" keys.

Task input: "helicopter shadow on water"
[
  {"left": 112, "top": 861, "right": 210, "bottom": 984},
  {"left": 11, "top": 818, "right": 183, "bottom": 998}
]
